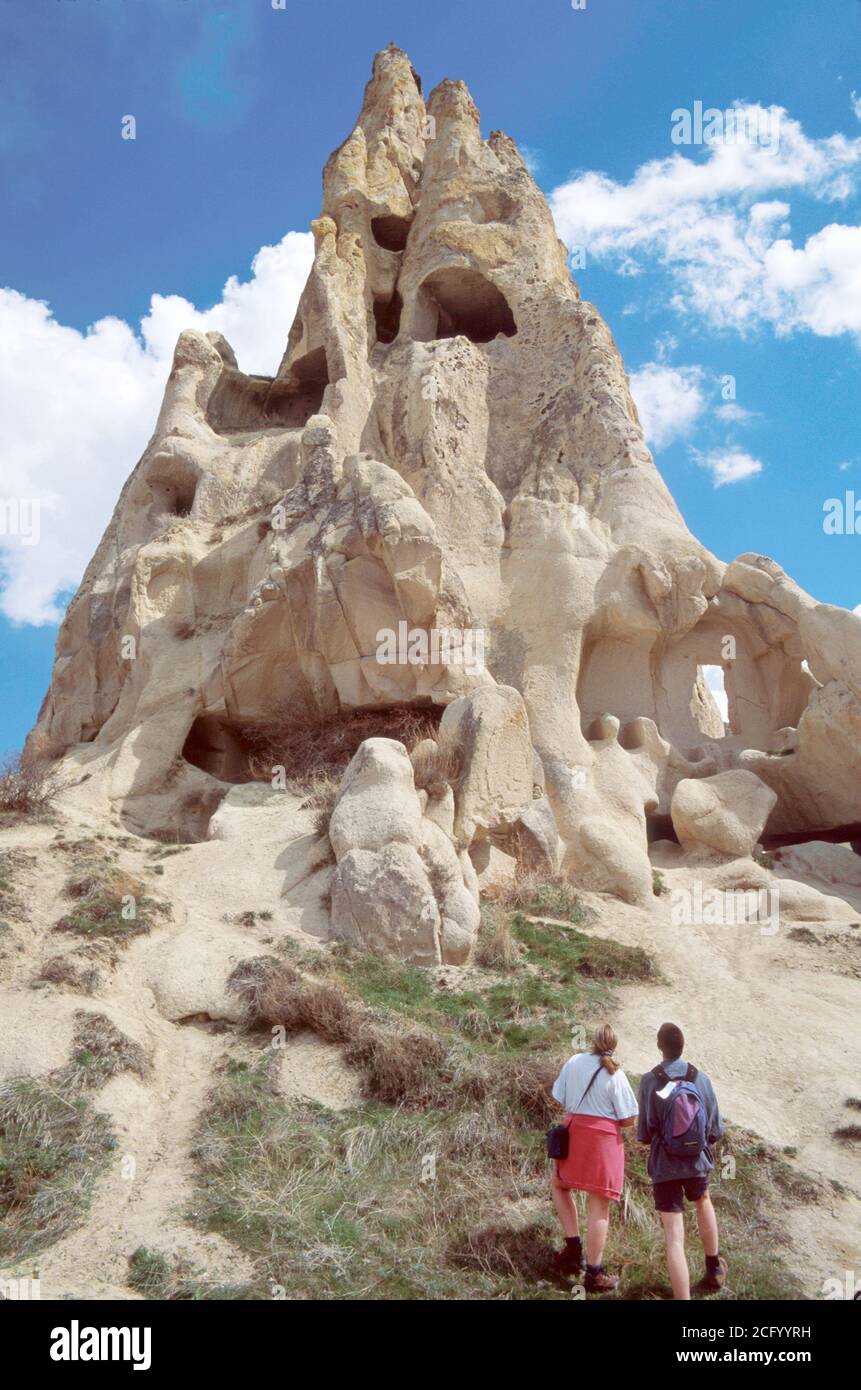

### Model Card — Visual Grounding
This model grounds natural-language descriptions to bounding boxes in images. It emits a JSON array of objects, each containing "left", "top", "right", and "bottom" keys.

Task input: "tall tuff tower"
[{"left": 30, "top": 47, "right": 861, "bottom": 950}]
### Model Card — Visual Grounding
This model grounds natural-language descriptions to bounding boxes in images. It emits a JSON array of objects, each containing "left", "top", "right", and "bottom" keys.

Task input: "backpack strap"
[
  {"left": 654, "top": 1063, "right": 699, "bottom": 1086},
  {"left": 574, "top": 1062, "right": 605, "bottom": 1112}
]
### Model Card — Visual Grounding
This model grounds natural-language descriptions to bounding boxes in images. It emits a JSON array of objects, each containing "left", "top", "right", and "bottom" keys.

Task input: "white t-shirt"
[{"left": 552, "top": 1053, "right": 639, "bottom": 1122}]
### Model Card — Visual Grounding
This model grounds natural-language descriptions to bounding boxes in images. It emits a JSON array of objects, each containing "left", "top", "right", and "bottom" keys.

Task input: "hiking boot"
[
  {"left": 702, "top": 1256, "right": 728, "bottom": 1291},
  {"left": 555, "top": 1244, "right": 583, "bottom": 1276},
  {"left": 583, "top": 1266, "right": 619, "bottom": 1292}
]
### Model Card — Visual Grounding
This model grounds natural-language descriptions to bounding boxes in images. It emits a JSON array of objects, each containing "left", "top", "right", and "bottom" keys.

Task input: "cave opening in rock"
[
  {"left": 371, "top": 214, "right": 413, "bottom": 252},
  {"left": 147, "top": 461, "right": 198, "bottom": 524},
  {"left": 373, "top": 290, "right": 403, "bottom": 345},
  {"left": 417, "top": 267, "right": 517, "bottom": 344},
  {"left": 181, "top": 716, "right": 254, "bottom": 784},
  {"left": 206, "top": 347, "right": 330, "bottom": 433}
]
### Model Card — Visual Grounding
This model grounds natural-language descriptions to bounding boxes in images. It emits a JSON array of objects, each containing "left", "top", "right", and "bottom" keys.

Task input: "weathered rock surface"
[
  {"left": 25, "top": 44, "right": 861, "bottom": 960},
  {"left": 671, "top": 770, "right": 778, "bottom": 859}
]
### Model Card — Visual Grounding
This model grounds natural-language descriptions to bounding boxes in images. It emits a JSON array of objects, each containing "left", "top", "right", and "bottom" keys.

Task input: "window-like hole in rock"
[
  {"left": 145, "top": 460, "right": 199, "bottom": 527},
  {"left": 371, "top": 214, "right": 413, "bottom": 253},
  {"left": 418, "top": 267, "right": 517, "bottom": 343},
  {"left": 206, "top": 347, "right": 330, "bottom": 433},
  {"left": 373, "top": 290, "right": 403, "bottom": 345},
  {"left": 149, "top": 476, "right": 196, "bottom": 518}
]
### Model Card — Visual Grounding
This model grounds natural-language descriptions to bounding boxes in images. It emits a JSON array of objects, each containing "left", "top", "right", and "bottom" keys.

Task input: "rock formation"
[{"left": 28, "top": 45, "right": 861, "bottom": 964}]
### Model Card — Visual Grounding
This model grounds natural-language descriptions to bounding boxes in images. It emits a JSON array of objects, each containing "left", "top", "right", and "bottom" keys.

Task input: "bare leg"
[
  {"left": 586, "top": 1194, "right": 610, "bottom": 1266},
  {"left": 695, "top": 1192, "right": 719, "bottom": 1257},
  {"left": 551, "top": 1173, "right": 580, "bottom": 1238},
  {"left": 660, "top": 1211, "right": 690, "bottom": 1300}
]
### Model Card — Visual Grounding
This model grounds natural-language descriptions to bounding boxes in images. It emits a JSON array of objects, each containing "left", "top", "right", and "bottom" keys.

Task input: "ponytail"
[{"left": 590, "top": 1023, "right": 621, "bottom": 1075}]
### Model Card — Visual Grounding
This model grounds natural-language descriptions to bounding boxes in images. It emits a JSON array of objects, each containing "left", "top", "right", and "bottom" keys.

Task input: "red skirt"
[{"left": 554, "top": 1113, "right": 625, "bottom": 1201}]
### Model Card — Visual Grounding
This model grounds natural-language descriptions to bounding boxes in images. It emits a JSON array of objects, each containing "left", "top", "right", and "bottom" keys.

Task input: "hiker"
[
  {"left": 550, "top": 1023, "right": 638, "bottom": 1291},
  {"left": 637, "top": 1022, "right": 727, "bottom": 1299}
]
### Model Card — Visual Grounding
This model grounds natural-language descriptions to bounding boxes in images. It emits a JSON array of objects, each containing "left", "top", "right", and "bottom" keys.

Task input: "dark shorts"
[{"left": 652, "top": 1176, "right": 710, "bottom": 1213}]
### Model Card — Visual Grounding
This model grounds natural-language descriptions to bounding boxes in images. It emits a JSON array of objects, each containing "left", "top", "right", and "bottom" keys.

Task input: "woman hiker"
[{"left": 550, "top": 1023, "right": 638, "bottom": 1291}]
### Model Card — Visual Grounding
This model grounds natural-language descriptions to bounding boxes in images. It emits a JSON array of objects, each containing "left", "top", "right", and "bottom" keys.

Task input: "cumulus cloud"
[
  {"left": 550, "top": 104, "right": 861, "bottom": 340},
  {"left": 629, "top": 361, "right": 706, "bottom": 449},
  {"left": 692, "top": 446, "right": 764, "bottom": 488},
  {"left": 0, "top": 232, "right": 313, "bottom": 625}
]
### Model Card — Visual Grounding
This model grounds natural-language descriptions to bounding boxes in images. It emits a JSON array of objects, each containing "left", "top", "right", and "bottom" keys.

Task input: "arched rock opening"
[
  {"left": 206, "top": 347, "right": 330, "bottom": 433},
  {"left": 371, "top": 214, "right": 413, "bottom": 253},
  {"left": 415, "top": 267, "right": 517, "bottom": 344}
]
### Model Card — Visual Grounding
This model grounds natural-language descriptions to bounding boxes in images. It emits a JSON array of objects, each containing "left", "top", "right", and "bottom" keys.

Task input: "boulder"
[{"left": 671, "top": 770, "right": 777, "bottom": 859}]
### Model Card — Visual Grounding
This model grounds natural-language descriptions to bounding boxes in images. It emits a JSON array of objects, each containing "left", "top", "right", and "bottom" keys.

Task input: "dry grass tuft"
[
  {"left": 408, "top": 729, "right": 462, "bottom": 799},
  {"left": 474, "top": 903, "right": 518, "bottom": 971},
  {"left": 245, "top": 704, "right": 443, "bottom": 785}
]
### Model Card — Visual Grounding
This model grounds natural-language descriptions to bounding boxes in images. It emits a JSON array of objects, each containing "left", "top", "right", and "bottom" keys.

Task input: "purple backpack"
[{"left": 652, "top": 1064, "right": 707, "bottom": 1159}]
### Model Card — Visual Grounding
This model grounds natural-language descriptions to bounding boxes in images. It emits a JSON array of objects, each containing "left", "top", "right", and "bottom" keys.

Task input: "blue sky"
[{"left": 1, "top": 0, "right": 860, "bottom": 756}]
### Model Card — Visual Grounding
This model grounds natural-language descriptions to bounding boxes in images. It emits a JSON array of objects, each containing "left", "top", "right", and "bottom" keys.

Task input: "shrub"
[{"left": 0, "top": 755, "right": 63, "bottom": 819}]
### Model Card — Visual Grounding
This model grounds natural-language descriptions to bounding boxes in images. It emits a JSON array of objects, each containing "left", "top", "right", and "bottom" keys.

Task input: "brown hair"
[
  {"left": 657, "top": 1021, "right": 684, "bottom": 1061},
  {"left": 590, "top": 1023, "right": 620, "bottom": 1075}
]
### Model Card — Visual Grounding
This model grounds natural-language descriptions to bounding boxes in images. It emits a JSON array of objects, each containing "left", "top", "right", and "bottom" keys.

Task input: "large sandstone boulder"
[
  {"left": 671, "top": 770, "right": 777, "bottom": 859},
  {"left": 329, "top": 738, "right": 480, "bottom": 965},
  {"left": 440, "top": 685, "right": 533, "bottom": 843}
]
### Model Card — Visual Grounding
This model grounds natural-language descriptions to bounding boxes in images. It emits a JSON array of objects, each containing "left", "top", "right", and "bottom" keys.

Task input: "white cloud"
[
  {"left": 628, "top": 361, "right": 706, "bottom": 449},
  {"left": 692, "top": 446, "right": 764, "bottom": 488},
  {"left": 714, "top": 402, "right": 757, "bottom": 423},
  {"left": 549, "top": 104, "right": 861, "bottom": 340},
  {"left": 852, "top": 91, "right": 861, "bottom": 122},
  {"left": 854, "top": 603, "right": 861, "bottom": 616},
  {"left": 0, "top": 232, "right": 314, "bottom": 625},
  {"left": 519, "top": 145, "right": 542, "bottom": 176},
  {"left": 702, "top": 663, "right": 729, "bottom": 722}
]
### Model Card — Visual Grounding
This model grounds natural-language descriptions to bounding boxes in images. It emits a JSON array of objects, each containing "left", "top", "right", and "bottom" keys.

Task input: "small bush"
[
  {"left": 652, "top": 869, "right": 667, "bottom": 897},
  {"left": 0, "top": 755, "right": 63, "bottom": 819}
]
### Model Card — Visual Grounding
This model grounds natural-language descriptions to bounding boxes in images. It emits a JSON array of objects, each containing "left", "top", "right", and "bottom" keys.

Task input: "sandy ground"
[
  {"left": 1, "top": 805, "right": 859, "bottom": 1300},
  {"left": 573, "top": 857, "right": 861, "bottom": 1298}
]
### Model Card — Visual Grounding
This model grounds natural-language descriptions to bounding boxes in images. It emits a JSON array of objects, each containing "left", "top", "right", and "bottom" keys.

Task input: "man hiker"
[{"left": 637, "top": 1022, "right": 728, "bottom": 1299}]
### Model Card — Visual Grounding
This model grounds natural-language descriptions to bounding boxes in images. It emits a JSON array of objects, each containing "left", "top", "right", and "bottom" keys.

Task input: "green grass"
[
  {"left": 127, "top": 1244, "right": 262, "bottom": 1301},
  {"left": 189, "top": 1053, "right": 809, "bottom": 1301},
  {"left": 0, "top": 1081, "right": 115, "bottom": 1261},
  {"left": 0, "top": 1013, "right": 148, "bottom": 1261},
  {"left": 54, "top": 859, "right": 169, "bottom": 942},
  {"left": 317, "top": 923, "right": 655, "bottom": 1057},
  {"left": 189, "top": 905, "right": 811, "bottom": 1301}
]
